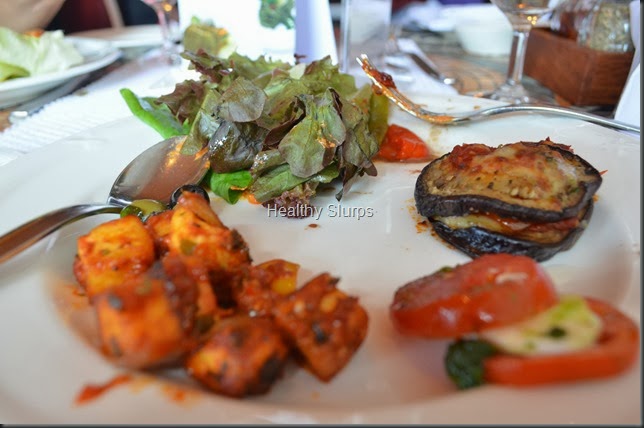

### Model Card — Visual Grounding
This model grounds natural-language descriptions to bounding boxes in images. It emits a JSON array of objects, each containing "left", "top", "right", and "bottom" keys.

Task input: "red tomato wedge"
[
  {"left": 484, "top": 297, "right": 640, "bottom": 386},
  {"left": 390, "top": 254, "right": 558, "bottom": 338},
  {"left": 376, "top": 124, "right": 435, "bottom": 163}
]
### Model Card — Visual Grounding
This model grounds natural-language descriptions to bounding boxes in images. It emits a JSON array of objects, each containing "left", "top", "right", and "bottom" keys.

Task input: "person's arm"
[{"left": 0, "top": 0, "right": 65, "bottom": 33}]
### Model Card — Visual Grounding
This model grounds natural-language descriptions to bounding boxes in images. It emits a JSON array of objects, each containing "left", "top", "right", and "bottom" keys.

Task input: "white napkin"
[
  {"left": 614, "top": 0, "right": 640, "bottom": 128},
  {"left": 295, "top": 0, "right": 337, "bottom": 63}
]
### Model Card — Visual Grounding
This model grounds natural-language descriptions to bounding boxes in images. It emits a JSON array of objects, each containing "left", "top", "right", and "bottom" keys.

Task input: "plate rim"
[{"left": 68, "top": 24, "right": 163, "bottom": 49}]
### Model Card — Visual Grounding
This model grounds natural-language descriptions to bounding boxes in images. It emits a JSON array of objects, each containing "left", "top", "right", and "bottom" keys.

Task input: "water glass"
[{"left": 340, "top": 0, "right": 393, "bottom": 75}]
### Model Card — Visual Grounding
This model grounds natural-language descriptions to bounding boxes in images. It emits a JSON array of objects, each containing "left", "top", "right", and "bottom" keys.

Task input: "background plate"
[
  {"left": 0, "top": 37, "right": 121, "bottom": 109},
  {"left": 0, "top": 93, "right": 640, "bottom": 424},
  {"left": 70, "top": 25, "right": 163, "bottom": 49}
]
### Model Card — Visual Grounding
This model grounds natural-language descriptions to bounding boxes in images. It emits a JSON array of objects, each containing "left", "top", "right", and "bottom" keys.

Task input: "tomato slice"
[
  {"left": 484, "top": 297, "right": 640, "bottom": 386},
  {"left": 390, "top": 254, "right": 558, "bottom": 338},
  {"left": 376, "top": 124, "right": 435, "bottom": 163}
]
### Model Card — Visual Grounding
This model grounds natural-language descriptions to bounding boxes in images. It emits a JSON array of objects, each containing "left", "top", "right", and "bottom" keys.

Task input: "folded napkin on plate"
[{"left": 614, "top": 0, "right": 640, "bottom": 128}]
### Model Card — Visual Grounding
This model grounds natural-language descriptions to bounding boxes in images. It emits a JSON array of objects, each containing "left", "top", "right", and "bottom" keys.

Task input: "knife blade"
[
  {"left": 8, "top": 75, "right": 91, "bottom": 124},
  {"left": 8, "top": 61, "right": 121, "bottom": 124},
  {"left": 407, "top": 52, "right": 457, "bottom": 86}
]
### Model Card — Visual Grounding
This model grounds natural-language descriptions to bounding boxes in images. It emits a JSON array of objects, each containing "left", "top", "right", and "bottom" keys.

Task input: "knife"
[
  {"left": 8, "top": 61, "right": 121, "bottom": 124},
  {"left": 8, "top": 75, "right": 92, "bottom": 124},
  {"left": 406, "top": 52, "right": 457, "bottom": 86}
]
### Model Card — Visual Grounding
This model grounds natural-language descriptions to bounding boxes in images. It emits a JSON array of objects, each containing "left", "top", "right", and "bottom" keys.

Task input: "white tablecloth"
[{"left": 0, "top": 43, "right": 456, "bottom": 167}]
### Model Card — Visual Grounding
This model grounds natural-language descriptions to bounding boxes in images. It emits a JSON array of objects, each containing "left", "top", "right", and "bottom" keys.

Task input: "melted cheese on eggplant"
[
  {"left": 435, "top": 207, "right": 589, "bottom": 244},
  {"left": 479, "top": 295, "right": 602, "bottom": 356},
  {"left": 423, "top": 142, "right": 598, "bottom": 213}
]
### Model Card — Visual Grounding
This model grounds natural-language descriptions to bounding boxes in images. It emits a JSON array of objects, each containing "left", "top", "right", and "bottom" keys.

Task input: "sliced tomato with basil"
[
  {"left": 376, "top": 124, "right": 435, "bottom": 163},
  {"left": 390, "top": 254, "right": 558, "bottom": 338},
  {"left": 484, "top": 297, "right": 640, "bottom": 386}
]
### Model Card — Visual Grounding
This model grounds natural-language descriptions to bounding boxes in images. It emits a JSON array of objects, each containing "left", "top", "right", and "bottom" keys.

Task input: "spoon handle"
[{"left": 0, "top": 204, "right": 121, "bottom": 264}]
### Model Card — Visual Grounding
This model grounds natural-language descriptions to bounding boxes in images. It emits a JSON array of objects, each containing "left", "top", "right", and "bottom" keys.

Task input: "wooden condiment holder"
[{"left": 524, "top": 28, "right": 634, "bottom": 106}]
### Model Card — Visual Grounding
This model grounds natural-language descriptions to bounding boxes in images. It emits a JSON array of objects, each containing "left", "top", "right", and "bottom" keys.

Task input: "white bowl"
[
  {"left": 454, "top": 20, "right": 512, "bottom": 56},
  {"left": 444, "top": 5, "right": 513, "bottom": 57}
]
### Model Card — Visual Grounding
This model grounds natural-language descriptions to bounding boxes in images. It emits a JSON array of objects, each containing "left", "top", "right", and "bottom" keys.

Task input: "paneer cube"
[
  {"left": 185, "top": 315, "right": 289, "bottom": 397},
  {"left": 145, "top": 209, "right": 174, "bottom": 255},
  {"left": 272, "top": 273, "right": 369, "bottom": 382},
  {"left": 93, "top": 270, "right": 193, "bottom": 369},
  {"left": 233, "top": 259, "right": 300, "bottom": 317},
  {"left": 74, "top": 215, "right": 155, "bottom": 298}
]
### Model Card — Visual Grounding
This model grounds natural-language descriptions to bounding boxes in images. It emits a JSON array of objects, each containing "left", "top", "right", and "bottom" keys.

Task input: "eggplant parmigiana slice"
[{"left": 415, "top": 140, "right": 602, "bottom": 261}]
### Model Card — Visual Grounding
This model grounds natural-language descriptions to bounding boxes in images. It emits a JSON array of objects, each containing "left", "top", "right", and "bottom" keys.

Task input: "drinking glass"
[
  {"left": 140, "top": 0, "right": 180, "bottom": 65},
  {"left": 484, "top": 0, "right": 567, "bottom": 103},
  {"left": 340, "top": 0, "right": 393, "bottom": 77}
]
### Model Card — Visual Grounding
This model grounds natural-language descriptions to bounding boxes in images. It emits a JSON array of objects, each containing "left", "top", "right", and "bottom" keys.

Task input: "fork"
[{"left": 357, "top": 55, "right": 640, "bottom": 134}]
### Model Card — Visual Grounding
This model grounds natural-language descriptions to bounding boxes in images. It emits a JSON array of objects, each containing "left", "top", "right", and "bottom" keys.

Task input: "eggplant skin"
[
  {"left": 429, "top": 202, "right": 595, "bottom": 262},
  {"left": 415, "top": 141, "right": 603, "bottom": 223}
]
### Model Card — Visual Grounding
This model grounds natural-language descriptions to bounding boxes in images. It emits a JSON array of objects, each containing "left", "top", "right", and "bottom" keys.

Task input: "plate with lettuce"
[{"left": 0, "top": 28, "right": 121, "bottom": 108}]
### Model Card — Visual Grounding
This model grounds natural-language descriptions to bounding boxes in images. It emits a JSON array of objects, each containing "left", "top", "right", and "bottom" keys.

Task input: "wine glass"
[
  {"left": 140, "top": 0, "right": 180, "bottom": 65},
  {"left": 482, "top": 0, "right": 567, "bottom": 104}
]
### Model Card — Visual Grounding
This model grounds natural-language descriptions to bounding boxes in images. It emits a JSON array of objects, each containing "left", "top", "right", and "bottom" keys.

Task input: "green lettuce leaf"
[
  {"left": 208, "top": 170, "right": 253, "bottom": 204},
  {"left": 217, "top": 77, "right": 266, "bottom": 123},
  {"left": 182, "top": 87, "right": 223, "bottom": 154},
  {"left": 250, "top": 163, "right": 338, "bottom": 203},
  {"left": 120, "top": 88, "right": 190, "bottom": 139},
  {"left": 209, "top": 120, "right": 267, "bottom": 173},
  {"left": 278, "top": 90, "right": 346, "bottom": 177},
  {"left": 0, "top": 62, "right": 27, "bottom": 81},
  {"left": 156, "top": 79, "right": 206, "bottom": 125},
  {"left": 0, "top": 28, "right": 83, "bottom": 82}
]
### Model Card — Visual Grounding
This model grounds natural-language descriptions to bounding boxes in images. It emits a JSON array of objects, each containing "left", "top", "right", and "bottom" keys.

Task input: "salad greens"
[
  {"left": 121, "top": 44, "right": 389, "bottom": 212},
  {"left": 182, "top": 17, "right": 233, "bottom": 58},
  {"left": 259, "top": 0, "right": 295, "bottom": 29},
  {"left": 0, "top": 28, "right": 83, "bottom": 82},
  {"left": 120, "top": 88, "right": 190, "bottom": 139}
]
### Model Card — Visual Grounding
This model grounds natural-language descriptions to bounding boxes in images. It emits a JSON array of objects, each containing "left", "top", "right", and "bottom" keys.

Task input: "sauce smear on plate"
[{"left": 75, "top": 374, "right": 133, "bottom": 405}]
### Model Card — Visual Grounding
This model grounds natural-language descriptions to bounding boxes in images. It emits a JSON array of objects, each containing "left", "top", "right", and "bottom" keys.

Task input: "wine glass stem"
[
  {"left": 154, "top": 6, "right": 173, "bottom": 54},
  {"left": 505, "top": 26, "right": 531, "bottom": 86}
]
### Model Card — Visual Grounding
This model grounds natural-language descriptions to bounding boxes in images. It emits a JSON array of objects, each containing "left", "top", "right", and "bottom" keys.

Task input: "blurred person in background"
[
  {"left": 0, "top": 0, "right": 157, "bottom": 34},
  {"left": 0, "top": 0, "right": 65, "bottom": 32},
  {"left": 46, "top": 0, "right": 157, "bottom": 33}
]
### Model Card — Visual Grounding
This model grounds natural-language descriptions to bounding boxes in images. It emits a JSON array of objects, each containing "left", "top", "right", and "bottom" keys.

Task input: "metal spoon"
[
  {"left": 0, "top": 135, "right": 210, "bottom": 264},
  {"left": 357, "top": 55, "right": 640, "bottom": 134}
]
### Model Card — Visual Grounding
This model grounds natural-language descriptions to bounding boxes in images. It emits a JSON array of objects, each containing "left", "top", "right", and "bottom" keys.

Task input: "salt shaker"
[{"left": 577, "top": 0, "right": 634, "bottom": 52}]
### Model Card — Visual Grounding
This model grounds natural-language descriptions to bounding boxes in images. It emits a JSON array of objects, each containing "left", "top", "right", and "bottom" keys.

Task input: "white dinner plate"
[
  {"left": 70, "top": 25, "right": 163, "bottom": 49},
  {"left": 0, "top": 93, "right": 640, "bottom": 424},
  {"left": 0, "top": 37, "right": 121, "bottom": 109}
]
